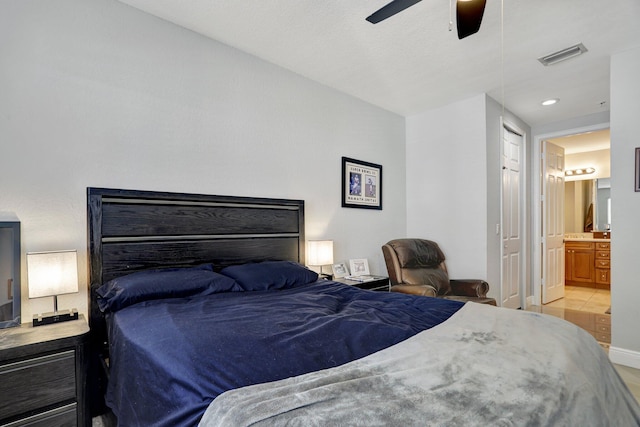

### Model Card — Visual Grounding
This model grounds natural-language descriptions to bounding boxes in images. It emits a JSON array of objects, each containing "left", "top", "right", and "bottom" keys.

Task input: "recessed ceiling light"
[{"left": 542, "top": 98, "right": 559, "bottom": 106}]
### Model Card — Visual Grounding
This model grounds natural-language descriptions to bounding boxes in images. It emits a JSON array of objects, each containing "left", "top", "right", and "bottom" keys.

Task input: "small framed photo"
[
  {"left": 349, "top": 259, "right": 370, "bottom": 276},
  {"left": 342, "top": 157, "right": 382, "bottom": 210},
  {"left": 332, "top": 262, "right": 349, "bottom": 278}
]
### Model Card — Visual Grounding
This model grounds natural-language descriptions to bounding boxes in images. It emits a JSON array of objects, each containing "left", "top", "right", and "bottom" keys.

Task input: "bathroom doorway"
[{"left": 532, "top": 125, "right": 611, "bottom": 310}]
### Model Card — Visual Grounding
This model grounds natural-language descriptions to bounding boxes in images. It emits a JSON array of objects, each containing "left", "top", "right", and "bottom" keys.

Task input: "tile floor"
[
  {"left": 526, "top": 285, "right": 640, "bottom": 404},
  {"left": 616, "top": 364, "right": 640, "bottom": 405},
  {"left": 526, "top": 286, "right": 612, "bottom": 347},
  {"left": 543, "top": 285, "right": 611, "bottom": 314}
]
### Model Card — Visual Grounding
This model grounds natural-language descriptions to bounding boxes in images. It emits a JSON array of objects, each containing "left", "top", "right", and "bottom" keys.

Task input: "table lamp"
[
  {"left": 27, "top": 250, "right": 79, "bottom": 326},
  {"left": 307, "top": 240, "right": 334, "bottom": 279}
]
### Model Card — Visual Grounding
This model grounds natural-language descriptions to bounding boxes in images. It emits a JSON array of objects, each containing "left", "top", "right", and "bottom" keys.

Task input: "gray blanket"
[{"left": 199, "top": 303, "right": 640, "bottom": 426}]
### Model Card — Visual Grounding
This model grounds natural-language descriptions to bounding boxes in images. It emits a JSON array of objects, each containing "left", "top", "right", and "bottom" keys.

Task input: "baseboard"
[
  {"left": 609, "top": 346, "right": 640, "bottom": 370},
  {"left": 525, "top": 295, "right": 535, "bottom": 308}
]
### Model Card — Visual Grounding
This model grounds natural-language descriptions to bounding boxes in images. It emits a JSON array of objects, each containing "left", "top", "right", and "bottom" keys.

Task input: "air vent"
[{"left": 538, "top": 43, "right": 588, "bottom": 66}]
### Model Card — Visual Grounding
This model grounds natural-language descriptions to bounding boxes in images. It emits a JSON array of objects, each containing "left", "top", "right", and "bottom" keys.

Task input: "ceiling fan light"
[{"left": 456, "top": 0, "right": 486, "bottom": 39}]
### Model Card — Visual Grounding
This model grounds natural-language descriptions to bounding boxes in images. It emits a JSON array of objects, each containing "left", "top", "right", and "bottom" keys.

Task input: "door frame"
[
  {"left": 500, "top": 118, "right": 527, "bottom": 309},
  {"left": 531, "top": 121, "right": 609, "bottom": 306}
]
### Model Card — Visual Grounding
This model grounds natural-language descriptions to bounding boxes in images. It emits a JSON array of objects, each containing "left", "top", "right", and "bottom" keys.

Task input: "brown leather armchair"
[{"left": 382, "top": 238, "right": 496, "bottom": 305}]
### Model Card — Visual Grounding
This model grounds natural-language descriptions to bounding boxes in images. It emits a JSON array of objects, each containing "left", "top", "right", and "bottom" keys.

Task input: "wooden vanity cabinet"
[
  {"left": 565, "top": 240, "right": 611, "bottom": 289},
  {"left": 565, "top": 241, "right": 595, "bottom": 286},
  {"left": 595, "top": 241, "right": 611, "bottom": 289}
]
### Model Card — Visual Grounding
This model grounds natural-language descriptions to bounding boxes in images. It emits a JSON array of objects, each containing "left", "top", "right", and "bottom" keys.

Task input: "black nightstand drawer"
[
  {"left": 354, "top": 280, "right": 389, "bottom": 291},
  {"left": 1, "top": 403, "right": 76, "bottom": 427},
  {"left": 0, "top": 350, "right": 76, "bottom": 422}
]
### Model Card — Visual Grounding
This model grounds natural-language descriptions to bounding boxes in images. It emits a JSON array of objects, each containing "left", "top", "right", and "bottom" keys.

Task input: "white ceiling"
[
  {"left": 117, "top": 0, "right": 640, "bottom": 133},
  {"left": 549, "top": 128, "right": 610, "bottom": 155}
]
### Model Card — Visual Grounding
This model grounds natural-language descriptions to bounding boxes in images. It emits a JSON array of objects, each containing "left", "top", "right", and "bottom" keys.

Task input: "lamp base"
[
  {"left": 318, "top": 266, "right": 333, "bottom": 280},
  {"left": 32, "top": 308, "right": 78, "bottom": 327}
]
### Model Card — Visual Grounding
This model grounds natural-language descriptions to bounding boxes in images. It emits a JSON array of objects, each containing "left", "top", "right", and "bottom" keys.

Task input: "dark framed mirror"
[{"left": 0, "top": 214, "right": 21, "bottom": 328}]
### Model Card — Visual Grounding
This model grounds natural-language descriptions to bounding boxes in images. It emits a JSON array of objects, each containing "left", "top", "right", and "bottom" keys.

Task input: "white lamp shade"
[
  {"left": 27, "top": 250, "right": 79, "bottom": 299},
  {"left": 307, "top": 240, "right": 334, "bottom": 266}
]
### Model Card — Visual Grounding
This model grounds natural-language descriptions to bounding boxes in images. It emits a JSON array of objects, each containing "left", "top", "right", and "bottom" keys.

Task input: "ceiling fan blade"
[
  {"left": 366, "top": 0, "right": 423, "bottom": 24},
  {"left": 456, "top": 0, "right": 487, "bottom": 39}
]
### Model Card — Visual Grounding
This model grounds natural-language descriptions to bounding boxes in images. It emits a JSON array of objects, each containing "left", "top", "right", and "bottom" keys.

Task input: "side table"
[
  {"left": 0, "top": 315, "right": 90, "bottom": 426},
  {"left": 333, "top": 276, "right": 389, "bottom": 292}
]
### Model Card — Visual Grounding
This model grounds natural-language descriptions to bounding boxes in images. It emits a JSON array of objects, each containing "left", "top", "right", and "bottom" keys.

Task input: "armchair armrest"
[
  {"left": 390, "top": 284, "right": 437, "bottom": 297},
  {"left": 449, "top": 279, "right": 489, "bottom": 298}
]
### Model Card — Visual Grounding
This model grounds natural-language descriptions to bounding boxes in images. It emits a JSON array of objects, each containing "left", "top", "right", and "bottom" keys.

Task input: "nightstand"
[
  {"left": 333, "top": 276, "right": 390, "bottom": 292},
  {"left": 0, "top": 315, "right": 90, "bottom": 427}
]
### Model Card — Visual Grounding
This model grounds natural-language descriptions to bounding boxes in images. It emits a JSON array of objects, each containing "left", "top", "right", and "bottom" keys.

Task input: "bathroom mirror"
[
  {"left": 595, "top": 178, "right": 611, "bottom": 231},
  {"left": 0, "top": 214, "right": 21, "bottom": 328},
  {"left": 564, "top": 178, "right": 611, "bottom": 233}
]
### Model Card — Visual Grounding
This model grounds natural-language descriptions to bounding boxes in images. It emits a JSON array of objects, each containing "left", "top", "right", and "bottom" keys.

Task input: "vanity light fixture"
[{"left": 565, "top": 167, "right": 595, "bottom": 177}]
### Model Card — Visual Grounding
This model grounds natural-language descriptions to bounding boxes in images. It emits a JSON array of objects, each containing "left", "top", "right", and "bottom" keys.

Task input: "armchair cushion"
[
  {"left": 449, "top": 279, "right": 490, "bottom": 298},
  {"left": 390, "top": 284, "right": 437, "bottom": 297},
  {"left": 390, "top": 239, "right": 445, "bottom": 269},
  {"left": 401, "top": 268, "right": 451, "bottom": 296}
]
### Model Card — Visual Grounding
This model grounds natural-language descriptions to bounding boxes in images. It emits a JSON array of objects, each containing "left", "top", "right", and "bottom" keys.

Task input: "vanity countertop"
[{"left": 564, "top": 232, "right": 611, "bottom": 242}]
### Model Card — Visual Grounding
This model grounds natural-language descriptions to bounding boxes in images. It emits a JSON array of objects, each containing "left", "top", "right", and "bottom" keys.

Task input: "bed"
[{"left": 87, "top": 188, "right": 640, "bottom": 426}]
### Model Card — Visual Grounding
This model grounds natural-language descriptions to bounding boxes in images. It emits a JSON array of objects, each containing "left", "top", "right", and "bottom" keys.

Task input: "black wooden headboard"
[{"left": 87, "top": 186, "right": 305, "bottom": 336}]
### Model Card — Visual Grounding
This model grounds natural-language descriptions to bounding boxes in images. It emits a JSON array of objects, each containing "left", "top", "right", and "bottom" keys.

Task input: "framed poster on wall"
[
  {"left": 635, "top": 147, "right": 640, "bottom": 192},
  {"left": 341, "top": 157, "right": 382, "bottom": 210}
]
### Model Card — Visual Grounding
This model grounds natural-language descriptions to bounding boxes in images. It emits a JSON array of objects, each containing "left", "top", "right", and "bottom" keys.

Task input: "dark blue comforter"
[{"left": 105, "top": 280, "right": 463, "bottom": 426}]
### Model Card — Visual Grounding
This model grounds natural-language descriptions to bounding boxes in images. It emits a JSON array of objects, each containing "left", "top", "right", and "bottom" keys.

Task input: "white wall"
[
  {"left": 0, "top": 0, "right": 406, "bottom": 322},
  {"left": 532, "top": 111, "right": 610, "bottom": 137},
  {"left": 406, "top": 95, "right": 488, "bottom": 280},
  {"left": 406, "top": 94, "right": 531, "bottom": 303},
  {"left": 609, "top": 46, "right": 640, "bottom": 367}
]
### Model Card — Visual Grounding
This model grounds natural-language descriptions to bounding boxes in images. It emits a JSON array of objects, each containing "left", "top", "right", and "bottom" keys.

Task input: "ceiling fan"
[{"left": 366, "top": 0, "right": 487, "bottom": 40}]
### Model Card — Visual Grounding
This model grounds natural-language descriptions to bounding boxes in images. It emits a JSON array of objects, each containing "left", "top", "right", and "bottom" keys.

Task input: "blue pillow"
[
  {"left": 97, "top": 264, "right": 242, "bottom": 312},
  {"left": 220, "top": 261, "right": 319, "bottom": 291}
]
